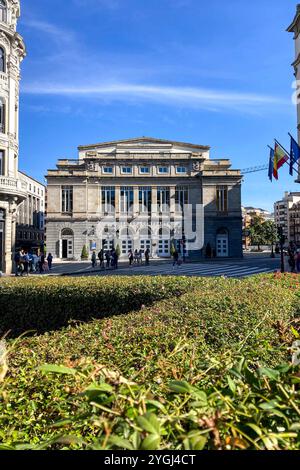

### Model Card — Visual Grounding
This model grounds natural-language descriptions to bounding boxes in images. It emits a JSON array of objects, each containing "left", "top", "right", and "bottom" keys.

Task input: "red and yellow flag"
[{"left": 273, "top": 142, "right": 289, "bottom": 180}]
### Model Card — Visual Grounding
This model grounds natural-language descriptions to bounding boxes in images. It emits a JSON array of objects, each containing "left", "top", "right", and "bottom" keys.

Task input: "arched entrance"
[
  {"left": 61, "top": 228, "right": 74, "bottom": 259},
  {"left": 216, "top": 228, "right": 229, "bottom": 258}
]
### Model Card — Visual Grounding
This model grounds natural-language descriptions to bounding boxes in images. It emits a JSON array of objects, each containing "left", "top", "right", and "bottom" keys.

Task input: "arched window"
[
  {"left": 0, "top": 1, "right": 7, "bottom": 23},
  {"left": 0, "top": 48, "right": 5, "bottom": 73}
]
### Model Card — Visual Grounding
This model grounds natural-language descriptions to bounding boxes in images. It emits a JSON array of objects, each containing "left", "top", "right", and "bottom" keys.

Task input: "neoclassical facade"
[
  {"left": 0, "top": 0, "right": 26, "bottom": 273},
  {"left": 46, "top": 137, "right": 243, "bottom": 260},
  {"left": 288, "top": 4, "right": 300, "bottom": 170}
]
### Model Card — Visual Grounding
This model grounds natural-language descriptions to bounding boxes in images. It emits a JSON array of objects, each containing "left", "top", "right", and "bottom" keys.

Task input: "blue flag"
[
  {"left": 290, "top": 135, "right": 300, "bottom": 176},
  {"left": 268, "top": 147, "right": 274, "bottom": 182}
]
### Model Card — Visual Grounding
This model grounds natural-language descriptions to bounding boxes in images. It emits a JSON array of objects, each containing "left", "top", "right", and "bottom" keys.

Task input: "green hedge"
[{"left": 0, "top": 276, "right": 198, "bottom": 337}]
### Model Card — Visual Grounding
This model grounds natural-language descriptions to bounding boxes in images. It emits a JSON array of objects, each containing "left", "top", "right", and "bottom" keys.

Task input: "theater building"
[{"left": 45, "top": 137, "right": 243, "bottom": 261}]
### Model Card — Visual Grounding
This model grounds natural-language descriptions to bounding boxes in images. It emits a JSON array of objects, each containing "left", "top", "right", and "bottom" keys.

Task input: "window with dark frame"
[
  {"left": 216, "top": 186, "right": 228, "bottom": 213},
  {"left": 62, "top": 186, "right": 73, "bottom": 213}
]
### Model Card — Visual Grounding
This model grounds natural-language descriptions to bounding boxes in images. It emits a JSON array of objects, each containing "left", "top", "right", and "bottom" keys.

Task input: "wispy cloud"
[
  {"left": 22, "top": 82, "right": 289, "bottom": 113},
  {"left": 22, "top": 18, "right": 75, "bottom": 44}
]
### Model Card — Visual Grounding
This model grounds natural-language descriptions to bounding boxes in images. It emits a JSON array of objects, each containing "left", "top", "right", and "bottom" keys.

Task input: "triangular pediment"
[{"left": 78, "top": 136, "right": 210, "bottom": 151}]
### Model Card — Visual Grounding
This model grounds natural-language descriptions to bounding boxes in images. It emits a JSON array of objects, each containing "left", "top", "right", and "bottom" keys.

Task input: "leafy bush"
[
  {"left": 81, "top": 246, "right": 89, "bottom": 260},
  {"left": 0, "top": 274, "right": 299, "bottom": 449},
  {"left": 0, "top": 276, "right": 199, "bottom": 337}
]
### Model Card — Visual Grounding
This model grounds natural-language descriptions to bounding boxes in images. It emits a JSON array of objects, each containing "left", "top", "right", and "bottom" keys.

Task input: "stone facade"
[
  {"left": 274, "top": 192, "right": 300, "bottom": 244},
  {"left": 0, "top": 1, "right": 26, "bottom": 274},
  {"left": 288, "top": 5, "right": 300, "bottom": 148},
  {"left": 16, "top": 172, "right": 45, "bottom": 252},
  {"left": 46, "top": 137, "right": 243, "bottom": 261}
]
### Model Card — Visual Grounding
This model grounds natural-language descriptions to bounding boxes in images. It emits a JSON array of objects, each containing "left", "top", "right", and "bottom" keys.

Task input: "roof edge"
[{"left": 78, "top": 136, "right": 211, "bottom": 151}]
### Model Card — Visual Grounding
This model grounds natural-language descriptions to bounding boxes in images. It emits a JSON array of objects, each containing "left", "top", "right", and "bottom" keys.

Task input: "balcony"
[{"left": 0, "top": 176, "right": 27, "bottom": 202}]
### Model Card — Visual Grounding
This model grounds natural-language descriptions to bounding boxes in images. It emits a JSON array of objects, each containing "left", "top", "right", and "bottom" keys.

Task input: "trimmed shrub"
[{"left": 0, "top": 276, "right": 199, "bottom": 337}]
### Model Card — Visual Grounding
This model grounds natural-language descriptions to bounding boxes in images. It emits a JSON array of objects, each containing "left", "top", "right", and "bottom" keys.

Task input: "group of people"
[
  {"left": 128, "top": 249, "right": 150, "bottom": 266},
  {"left": 92, "top": 249, "right": 119, "bottom": 270},
  {"left": 287, "top": 242, "right": 300, "bottom": 273},
  {"left": 92, "top": 248, "right": 151, "bottom": 269},
  {"left": 14, "top": 250, "right": 53, "bottom": 276}
]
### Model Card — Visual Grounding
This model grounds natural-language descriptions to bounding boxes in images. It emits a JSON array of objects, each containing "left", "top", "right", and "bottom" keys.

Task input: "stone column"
[
  {"left": 115, "top": 186, "right": 120, "bottom": 218},
  {"left": 133, "top": 186, "right": 139, "bottom": 217},
  {"left": 151, "top": 186, "right": 159, "bottom": 258},
  {"left": 170, "top": 185, "right": 176, "bottom": 216},
  {"left": 4, "top": 209, "right": 12, "bottom": 274}
]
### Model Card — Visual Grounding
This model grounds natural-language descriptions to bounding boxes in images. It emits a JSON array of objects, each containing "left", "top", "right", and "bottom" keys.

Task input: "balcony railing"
[{"left": 0, "top": 176, "right": 27, "bottom": 193}]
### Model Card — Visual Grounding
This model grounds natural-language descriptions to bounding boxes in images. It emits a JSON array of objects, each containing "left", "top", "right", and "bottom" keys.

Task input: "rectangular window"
[
  {"left": 120, "top": 187, "right": 134, "bottom": 214},
  {"left": 62, "top": 186, "right": 73, "bottom": 213},
  {"left": 0, "top": 102, "right": 5, "bottom": 133},
  {"left": 140, "top": 166, "right": 150, "bottom": 175},
  {"left": 158, "top": 167, "right": 169, "bottom": 174},
  {"left": 175, "top": 186, "right": 189, "bottom": 211},
  {"left": 216, "top": 186, "right": 228, "bottom": 213},
  {"left": 0, "top": 150, "right": 4, "bottom": 175},
  {"left": 176, "top": 167, "right": 187, "bottom": 174},
  {"left": 139, "top": 187, "right": 152, "bottom": 213},
  {"left": 102, "top": 186, "right": 115, "bottom": 214},
  {"left": 103, "top": 167, "right": 113, "bottom": 174},
  {"left": 121, "top": 167, "right": 132, "bottom": 175},
  {"left": 157, "top": 187, "right": 170, "bottom": 213}
]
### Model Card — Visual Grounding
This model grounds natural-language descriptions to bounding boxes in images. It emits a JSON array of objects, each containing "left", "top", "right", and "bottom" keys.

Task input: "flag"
[
  {"left": 268, "top": 147, "right": 274, "bottom": 182},
  {"left": 290, "top": 134, "right": 300, "bottom": 176},
  {"left": 273, "top": 142, "right": 289, "bottom": 179}
]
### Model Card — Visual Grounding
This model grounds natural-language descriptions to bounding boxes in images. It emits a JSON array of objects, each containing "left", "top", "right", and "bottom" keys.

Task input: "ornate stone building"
[
  {"left": 288, "top": 5, "right": 300, "bottom": 146},
  {"left": 46, "top": 137, "right": 243, "bottom": 260},
  {"left": 0, "top": 1, "right": 26, "bottom": 273}
]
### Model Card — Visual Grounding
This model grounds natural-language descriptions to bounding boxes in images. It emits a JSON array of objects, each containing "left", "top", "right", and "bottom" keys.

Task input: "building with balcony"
[
  {"left": 274, "top": 192, "right": 300, "bottom": 244},
  {"left": 0, "top": 1, "right": 26, "bottom": 273},
  {"left": 46, "top": 137, "right": 243, "bottom": 261},
  {"left": 16, "top": 172, "right": 45, "bottom": 253}
]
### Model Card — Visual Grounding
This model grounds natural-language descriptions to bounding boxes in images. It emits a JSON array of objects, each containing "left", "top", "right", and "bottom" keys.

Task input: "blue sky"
[{"left": 18, "top": 0, "right": 300, "bottom": 211}]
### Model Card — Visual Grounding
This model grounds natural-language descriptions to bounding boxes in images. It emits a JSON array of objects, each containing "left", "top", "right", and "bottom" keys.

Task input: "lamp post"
[{"left": 278, "top": 226, "right": 285, "bottom": 274}]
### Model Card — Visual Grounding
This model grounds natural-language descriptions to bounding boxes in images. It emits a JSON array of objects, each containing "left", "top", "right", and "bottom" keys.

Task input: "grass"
[{"left": 0, "top": 274, "right": 300, "bottom": 450}]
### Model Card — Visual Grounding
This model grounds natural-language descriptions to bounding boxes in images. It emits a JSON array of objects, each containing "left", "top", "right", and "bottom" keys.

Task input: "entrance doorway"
[
  {"left": 61, "top": 228, "right": 74, "bottom": 259},
  {"left": 158, "top": 239, "right": 170, "bottom": 257},
  {"left": 216, "top": 229, "right": 229, "bottom": 257}
]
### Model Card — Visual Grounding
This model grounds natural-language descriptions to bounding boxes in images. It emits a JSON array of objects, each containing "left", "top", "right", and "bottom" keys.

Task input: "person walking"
[
  {"left": 105, "top": 250, "right": 111, "bottom": 269},
  {"left": 91, "top": 251, "right": 97, "bottom": 269},
  {"left": 128, "top": 249, "right": 134, "bottom": 267},
  {"left": 23, "top": 251, "right": 30, "bottom": 276},
  {"left": 39, "top": 253, "right": 45, "bottom": 274},
  {"left": 205, "top": 243, "right": 212, "bottom": 259},
  {"left": 98, "top": 249, "right": 104, "bottom": 269},
  {"left": 138, "top": 249, "right": 143, "bottom": 265},
  {"left": 172, "top": 250, "right": 179, "bottom": 268},
  {"left": 145, "top": 248, "right": 150, "bottom": 266},
  {"left": 113, "top": 249, "right": 119, "bottom": 270},
  {"left": 14, "top": 250, "right": 22, "bottom": 277},
  {"left": 134, "top": 249, "right": 139, "bottom": 265},
  {"left": 47, "top": 253, "right": 53, "bottom": 270}
]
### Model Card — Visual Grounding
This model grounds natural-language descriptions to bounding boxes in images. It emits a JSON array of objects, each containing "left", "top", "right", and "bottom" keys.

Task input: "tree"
[
  {"left": 81, "top": 245, "right": 89, "bottom": 260},
  {"left": 263, "top": 220, "right": 278, "bottom": 257},
  {"left": 248, "top": 216, "right": 266, "bottom": 251}
]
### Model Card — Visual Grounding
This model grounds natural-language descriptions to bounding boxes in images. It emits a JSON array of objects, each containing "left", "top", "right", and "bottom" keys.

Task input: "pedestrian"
[
  {"left": 134, "top": 249, "right": 139, "bottom": 265},
  {"left": 23, "top": 251, "right": 30, "bottom": 276},
  {"left": 145, "top": 248, "right": 150, "bottom": 266},
  {"left": 98, "top": 249, "right": 104, "bottom": 269},
  {"left": 205, "top": 243, "right": 212, "bottom": 258},
  {"left": 138, "top": 249, "right": 143, "bottom": 265},
  {"left": 47, "top": 253, "right": 53, "bottom": 270},
  {"left": 105, "top": 250, "right": 111, "bottom": 269},
  {"left": 91, "top": 251, "right": 97, "bottom": 268},
  {"left": 14, "top": 250, "right": 22, "bottom": 277},
  {"left": 296, "top": 249, "right": 300, "bottom": 273},
  {"left": 172, "top": 250, "right": 179, "bottom": 268},
  {"left": 113, "top": 249, "right": 119, "bottom": 269},
  {"left": 128, "top": 249, "right": 134, "bottom": 266},
  {"left": 39, "top": 253, "right": 45, "bottom": 274}
]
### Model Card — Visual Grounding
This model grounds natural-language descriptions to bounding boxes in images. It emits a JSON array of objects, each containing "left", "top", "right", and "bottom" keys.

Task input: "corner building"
[
  {"left": 0, "top": 1, "right": 26, "bottom": 273},
  {"left": 46, "top": 137, "right": 243, "bottom": 260}
]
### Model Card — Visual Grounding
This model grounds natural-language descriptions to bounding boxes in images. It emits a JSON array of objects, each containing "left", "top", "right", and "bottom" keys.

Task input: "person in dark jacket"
[{"left": 47, "top": 253, "right": 53, "bottom": 270}]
